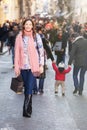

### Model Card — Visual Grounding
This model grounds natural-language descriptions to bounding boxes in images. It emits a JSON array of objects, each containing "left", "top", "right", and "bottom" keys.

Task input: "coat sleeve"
[
  {"left": 68, "top": 42, "right": 77, "bottom": 65},
  {"left": 64, "top": 66, "right": 71, "bottom": 73},
  {"left": 42, "top": 38, "right": 54, "bottom": 61},
  {"left": 36, "top": 34, "right": 44, "bottom": 66},
  {"left": 52, "top": 62, "right": 58, "bottom": 72}
]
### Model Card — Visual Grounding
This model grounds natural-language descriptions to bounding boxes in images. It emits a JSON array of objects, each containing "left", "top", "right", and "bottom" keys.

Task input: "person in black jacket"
[
  {"left": 0, "top": 22, "right": 10, "bottom": 52},
  {"left": 68, "top": 33, "right": 87, "bottom": 95},
  {"left": 8, "top": 24, "right": 19, "bottom": 67},
  {"left": 53, "top": 28, "right": 69, "bottom": 65},
  {"left": 0, "top": 26, "right": 3, "bottom": 52},
  {"left": 33, "top": 25, "right": 54, "bottom": 94}
]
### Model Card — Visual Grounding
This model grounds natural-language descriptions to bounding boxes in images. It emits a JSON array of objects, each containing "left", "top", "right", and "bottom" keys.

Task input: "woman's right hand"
[{"left": 15, "top": 70, "right": 20, "bottom": 77}]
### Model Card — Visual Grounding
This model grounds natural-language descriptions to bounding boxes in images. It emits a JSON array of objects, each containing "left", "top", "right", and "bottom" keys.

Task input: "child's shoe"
[
  {"left": 55, "top": 91, "right": 58, "bottom": 94},
  {"left": 33, "top": 91, "right": 37, "bottom": 95}
]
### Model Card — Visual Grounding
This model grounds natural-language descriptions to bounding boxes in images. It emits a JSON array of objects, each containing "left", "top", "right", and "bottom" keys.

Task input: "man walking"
[{"left": 68, "top": 33, "right": 87, "bottom": 95}]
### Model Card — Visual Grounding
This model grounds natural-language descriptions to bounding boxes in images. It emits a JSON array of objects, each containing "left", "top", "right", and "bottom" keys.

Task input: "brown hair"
[{"left": 22, "top": 18, "right": 36, "bottom": 38}]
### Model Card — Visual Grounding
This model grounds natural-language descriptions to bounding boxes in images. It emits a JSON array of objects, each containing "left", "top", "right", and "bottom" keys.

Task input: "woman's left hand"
[{"left": 39, "top": 65, "right": 44, "bottom": 74}]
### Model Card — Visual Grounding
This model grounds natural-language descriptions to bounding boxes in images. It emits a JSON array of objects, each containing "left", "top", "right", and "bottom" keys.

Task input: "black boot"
[
  {"left": 78, "top": 90, "right": 82, "bottom": 95},
  {"left": 27, "top": 95, "right": 32, "bottom": 115},
  {"left": 23, "top": 95, "right": 31, "bottom": 118},
  {"left": 73, "top": 88, "right": 78, "bottom": 94}
]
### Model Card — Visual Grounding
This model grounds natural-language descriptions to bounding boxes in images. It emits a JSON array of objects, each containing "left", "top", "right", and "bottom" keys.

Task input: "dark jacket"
[
  {"left": 68, "top": 36, "right": 87, "bottom": 67},
  {"left": 39, "top": 33, "right": 54, "bottom": 61},
  {"left": 36, "top": 33, "right": 54, "bottom": 79},
  {"left": 62, "top": 30, "right": 69, "bottom": 51},
  {"left": 53, "top": 30, "right": 69, "bottom": 55},
  {"left": 8, "top": 30, "right": 19, "bottom": 47},
  {"left": 0, "top": 25, "right": 9, "bottom": 42}
]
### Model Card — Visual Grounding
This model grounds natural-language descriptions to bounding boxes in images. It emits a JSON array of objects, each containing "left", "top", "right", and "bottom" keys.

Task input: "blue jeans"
[
  {"left": 73, "top": 66, "right": 87, "bottom": 91},
  {"left": 39, "top": 78, "right": 44, "bottom": 91},
  {"left": 21, "top": 69, "right": 35, "bottom": 95},
  {"left": 33, "top": 78, "right": 38, "bottom": 92},
  {"left": 11, "top": 47, "right": 14, "bottom": 65},
  {"left": 33, "top": 78, "right": 45, "bottom": 92}
]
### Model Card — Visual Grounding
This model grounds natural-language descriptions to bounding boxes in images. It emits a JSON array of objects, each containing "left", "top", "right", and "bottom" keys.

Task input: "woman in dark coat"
[{"left": 33, "top": 25, "right": 54, "bottom": 94}]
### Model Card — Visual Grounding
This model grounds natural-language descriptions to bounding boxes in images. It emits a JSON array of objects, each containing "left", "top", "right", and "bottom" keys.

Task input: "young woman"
[
  {"left": 33, "top": 25, "right": 54, "bottom": 94},
  {"left": 14, "top": 19, "right": 44, "bottom": 118}
]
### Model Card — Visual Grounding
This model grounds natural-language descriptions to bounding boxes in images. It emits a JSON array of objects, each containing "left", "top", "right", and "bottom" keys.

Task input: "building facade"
[
  {"left": 72, "top": 0, "right": 87, "bottom": 23},
  {"left": 0, "top": 0, "right": 19, "bottom": 24},
  {"left": 0, "top": 0, "right": 87, "bottom": 25},
  {"left": 0, "top": 0, "right": 33, "bottom": 24}
]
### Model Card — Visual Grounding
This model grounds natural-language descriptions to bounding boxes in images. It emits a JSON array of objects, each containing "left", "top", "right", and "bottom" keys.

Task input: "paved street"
[{"left": 0, "top": 52, "right": 87, "bottom": 130}]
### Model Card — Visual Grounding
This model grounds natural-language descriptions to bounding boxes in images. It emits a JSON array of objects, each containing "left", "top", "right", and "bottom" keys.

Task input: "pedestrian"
[
  {"left": 52, "top": 61, "right": 71, "bottom": 96},
  {"left": 0, "top": 22, "right": 10, "bottom": 52},
  {"left": 14, "top": 18, "right": 44, "bottom": 118},
  {"left": 53, "top": 28, "right": 68, "bottom": 65},
  {"left": 68, "top": 33, "right": 87, "bottom": 95},
  {"left": 8, "top": 24, "right": 19, "bottom": 68},
  {"left": 33, "top": 25, "right": 54, "bottom": 94}
]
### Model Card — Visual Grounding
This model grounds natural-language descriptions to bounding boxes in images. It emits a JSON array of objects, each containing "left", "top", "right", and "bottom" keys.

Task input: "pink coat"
[{"left": 14, "top": 32, "right": 44, "bottom": 76}]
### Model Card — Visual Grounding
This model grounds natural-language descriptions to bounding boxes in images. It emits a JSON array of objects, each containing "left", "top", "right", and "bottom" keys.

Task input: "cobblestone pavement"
[{"left": 0, "top": 53, "right": 87, "bottom": 130}]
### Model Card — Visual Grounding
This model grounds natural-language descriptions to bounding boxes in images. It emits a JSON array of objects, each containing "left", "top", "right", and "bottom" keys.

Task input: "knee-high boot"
[
  {"left": 27, "top": 95, "right": 32, "bottom": 115},
  {"left": 23, "top": 95, "right": 31, "bottom": 118}
]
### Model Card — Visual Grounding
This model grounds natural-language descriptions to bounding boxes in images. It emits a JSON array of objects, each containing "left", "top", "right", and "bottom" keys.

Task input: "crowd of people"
[{"left": 0, "top": 17, "right": 87, "bottom": 118}]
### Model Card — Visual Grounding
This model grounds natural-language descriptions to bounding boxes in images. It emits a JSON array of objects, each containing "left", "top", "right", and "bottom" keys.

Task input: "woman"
[
  {"left": 33, "top": 25, "right": 54, "bottom": 94},
  {"left": 14, "top": 19, "right": 44, "bottom": 118},
  {"left": 8, "top": 24, "right": 19, "bottom": 68}
]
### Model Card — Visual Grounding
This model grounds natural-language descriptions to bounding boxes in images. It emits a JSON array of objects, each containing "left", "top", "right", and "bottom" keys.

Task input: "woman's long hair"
[{"left": 22, "top": 18, "right": 36, "bottom": 38}]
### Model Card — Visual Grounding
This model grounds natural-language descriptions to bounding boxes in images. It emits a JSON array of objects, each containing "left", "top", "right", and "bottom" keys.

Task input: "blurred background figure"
[{"left": 8, "top": 24, "right": 19, "bottom": 68}]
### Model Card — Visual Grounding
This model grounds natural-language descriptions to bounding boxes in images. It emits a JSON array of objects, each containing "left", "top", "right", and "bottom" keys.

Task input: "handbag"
[
  {"left": 36, "top": 65, "right": 46, "bottom": 79},
  {"left": 10, "top": 75, "right": 23, "bottom": 93}
]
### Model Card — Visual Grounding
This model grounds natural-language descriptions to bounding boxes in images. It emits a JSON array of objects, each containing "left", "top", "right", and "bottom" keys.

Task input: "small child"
[{"left": 52, "top": 61, "right": 71, "bottom": 96}]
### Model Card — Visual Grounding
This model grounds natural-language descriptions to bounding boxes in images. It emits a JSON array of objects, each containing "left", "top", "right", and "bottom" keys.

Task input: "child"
[{"left": 52, "top": 61, "right": 71, "bottom": 96}]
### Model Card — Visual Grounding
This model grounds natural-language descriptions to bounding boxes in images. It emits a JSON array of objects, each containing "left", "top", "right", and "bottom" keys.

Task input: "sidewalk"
[
  {"left": 0, "top": 53, "right": 87, "bottom": 130},
  {"left": 0, "top": 46, "right": 8, "bottom": 55}
]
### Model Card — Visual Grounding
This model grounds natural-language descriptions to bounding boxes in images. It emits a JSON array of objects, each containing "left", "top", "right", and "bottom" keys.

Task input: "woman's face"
[{"left": 24, "top": 20, "right": 33, "bottom": 32}]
